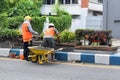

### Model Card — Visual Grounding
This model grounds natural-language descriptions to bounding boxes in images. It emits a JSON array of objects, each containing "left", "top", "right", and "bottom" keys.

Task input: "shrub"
[
  {"left": 49, "top": 15, "right": 72, "bottom": 32},
  {"left": 31, "top": 16, "right": 46, "bottom": 34},
  {"left": 0, "top": 13, "right": 8, "bottom": 29},
  {"left": 75, "top": 29, "right": 112, "bottom": 46},
  {"left": 49, "top": 0, "right": 72, "bottom": 32},
  {"left": 0, "top": 28, "right": 21, "bottom": 41},
  {"left": 7, "top": 16, "right": 24, "bottom": 29},
  {"left": 8, "top": 0, "right": 41, "bottom": 17},
  {"left": 3, "top": 16, "right": 45, "bottom": 34},
  {"left": 60, "top": 30, "right": 75, "bottom": 42}
]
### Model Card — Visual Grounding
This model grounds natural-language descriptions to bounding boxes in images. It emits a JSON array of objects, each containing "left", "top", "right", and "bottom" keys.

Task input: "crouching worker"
[
  {"left": 22, "top": 16, "right": 38, "bottom": 61},
  {"left": 43, "top": 23, "right": 60, "bottom": 60}
]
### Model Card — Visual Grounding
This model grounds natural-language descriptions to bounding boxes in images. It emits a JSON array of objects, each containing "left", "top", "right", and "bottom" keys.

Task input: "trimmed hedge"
[
  {"left": 0, "top": 16, "right": 46, "bottom": 33},
  {"left": 0, "top": 13, "right": 8, "bottom": 29},
  {"left": 7, "top": 16, "right": 24, "bottom": 29},
  {"left": 0, "top": 14, "right": 71, "bottom": 34},
  {"left": 31, "top": 16, "right": 46, "bottom": 34},
  {"left": 60, "top": 30, "right": 75, "bottom": 42},
  {"left": 49, "top": 15, "right": 72, "bottom": 32},
  {"left": 0, "top": 28, "right": 21, "bottom": 41},
  {"left": 75, "top": 29, "right": 112, "bottom": 46}
]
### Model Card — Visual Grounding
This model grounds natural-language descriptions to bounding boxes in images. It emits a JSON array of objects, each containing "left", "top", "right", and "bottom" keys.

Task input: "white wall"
[
  {"left": 40, "top": 4, "right": 81, "bottom": 15},
  {"left": 86, "top": 16, "right": 103, "bottom": 30},
  {"left": 70, "top": 8, "right": 88, "bottom": 31},
  {"left": 88, "top": 2, "right": 103, "bottom": 11},
  {"left": 70, "top": 19, "right": 81, "bottom": 31}
]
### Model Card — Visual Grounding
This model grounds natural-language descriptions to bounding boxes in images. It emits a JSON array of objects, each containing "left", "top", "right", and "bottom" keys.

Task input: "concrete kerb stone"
[
  {"left": 0, "top": 48, "right": 11, "bottom": 57},
  {"left": 55, "top": 52, "right": 120, "bottom": 65},
  {"left": 1, "top": 48, "right": 120, "bottom": 65},
  {"left": 95, "top": 54, "right": 110, "bottom": 65},
  {"left": 0, "top": 48, "right": 23, "bottom": 57}
]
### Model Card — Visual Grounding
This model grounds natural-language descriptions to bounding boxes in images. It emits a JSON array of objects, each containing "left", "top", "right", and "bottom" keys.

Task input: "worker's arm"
[
  {"left": 28, "top": 23, "right": 38, "bottom": 35},
  {"left": 54, "top": 28, "right": 60, "bottom": 43},
  {"left": 56, "top": 33, "right": 60, "bottom": 43}
]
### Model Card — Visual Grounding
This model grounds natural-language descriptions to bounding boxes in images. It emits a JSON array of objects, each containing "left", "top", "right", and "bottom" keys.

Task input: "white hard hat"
[{"left": 49, "top": 23, "right": 54, "bottom": 27}]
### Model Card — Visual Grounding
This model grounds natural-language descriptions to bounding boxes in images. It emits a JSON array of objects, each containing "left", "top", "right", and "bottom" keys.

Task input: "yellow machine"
[{"left": 28, "top": 46, "right": 54, "bottom": 64}]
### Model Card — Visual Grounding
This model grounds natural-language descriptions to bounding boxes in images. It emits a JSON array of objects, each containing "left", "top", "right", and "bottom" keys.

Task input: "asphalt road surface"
[{"left": 0, "top": 58, "right": 120, "bottom": 80}]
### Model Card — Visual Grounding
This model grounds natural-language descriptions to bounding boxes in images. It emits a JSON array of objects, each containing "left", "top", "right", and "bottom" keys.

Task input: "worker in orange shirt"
[
  {"left": 43, "top": 23, "right": 60, "bottom": 48},
  {"left": 22, "top": 16, "right": 38, "bottom": 61},
  {"left": 43, "top": 23, "right": 60, "bottom": 60}
]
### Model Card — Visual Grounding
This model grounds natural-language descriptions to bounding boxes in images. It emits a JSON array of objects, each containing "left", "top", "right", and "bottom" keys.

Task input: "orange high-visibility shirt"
[
  {"left": 44, "top": 27, "right": 55, "bottom": 37},
  {"left": 22, "top": 23, "right": 32, "bottom": 42}
]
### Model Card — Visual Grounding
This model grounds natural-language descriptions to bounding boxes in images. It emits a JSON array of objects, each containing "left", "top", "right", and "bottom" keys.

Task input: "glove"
[{"left": 35, "top": 32, "right": 38, "bottom": 35}]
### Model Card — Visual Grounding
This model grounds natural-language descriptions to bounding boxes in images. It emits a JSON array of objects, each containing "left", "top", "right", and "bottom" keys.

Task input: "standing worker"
[
  {"left": 43, "top": 23, "right": 60, "bottom": 60},
  {"left": 22, "top": 16, "right": 38, "bottom": 61}
]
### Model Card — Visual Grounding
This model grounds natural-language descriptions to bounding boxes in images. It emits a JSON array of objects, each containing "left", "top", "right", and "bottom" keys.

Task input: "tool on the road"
[{"left": 28, "top": 46, "right": 63, "bottom": 64}]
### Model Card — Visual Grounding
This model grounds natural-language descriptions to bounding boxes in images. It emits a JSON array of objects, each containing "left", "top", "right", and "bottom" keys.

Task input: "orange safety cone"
[{"left": 19, "top": 53, "right": 24, "bottom": 60}]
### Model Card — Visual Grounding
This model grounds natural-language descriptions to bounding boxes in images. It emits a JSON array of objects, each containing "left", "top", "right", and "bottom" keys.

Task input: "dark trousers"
[
  {"left": 43, "top": 38, "right": 55, "bottom": 60},
  {"left": 43, "top": 38, "right": 55, "bottom": 48},
  {"left": 23, "top": 40, "right": 32, "bottom": 60}
]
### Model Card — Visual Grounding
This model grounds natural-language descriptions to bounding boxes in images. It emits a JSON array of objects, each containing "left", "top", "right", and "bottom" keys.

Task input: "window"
[
  {"left": 66, "top": 0, "right": 70, "bottom": 4},
  {"left": 47, "top": 0, "right": 51, "bottom": 4},
  {"left": 72, "top": 0, "right": 78, "bottom": 4},
  {"left": 43, "top": 0, "right": 55, "bottom": 5},
  {"left": 51, "top": 0, "right": 55, "bottom": 4},
  {"left": 72, "top": 15, "right": 80, "bottom": 19},
  {"left": 59, "top": 0, "right": 64, "bottom": 4},
  {"left": 93, "top": 11, "right": 103, "bottom": 16},
  {"left": 44, "top": 0, "right": 78, "bottom": 5},
  {"left": 98, "top": 0, "right": 103, "bottom": 3}
]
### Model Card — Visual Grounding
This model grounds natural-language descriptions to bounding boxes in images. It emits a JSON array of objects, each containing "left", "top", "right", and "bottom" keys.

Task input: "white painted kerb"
[{"left": 0, "top": 48, "right": 11, "bottom": 57}]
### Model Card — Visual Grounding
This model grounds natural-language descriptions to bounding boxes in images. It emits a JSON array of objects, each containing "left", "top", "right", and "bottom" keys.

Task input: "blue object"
[
  {"left": 110, "top": 55, "right": 120, "bottom": 65},
  {"left": 55, "top": 52, "right": 68, "bottom": 61},
  {"left": 9, "top": 49, "right": 21, "bottom": 56},
  {"left": 81, "top": 53, "right": 95, "bottom": 63}
]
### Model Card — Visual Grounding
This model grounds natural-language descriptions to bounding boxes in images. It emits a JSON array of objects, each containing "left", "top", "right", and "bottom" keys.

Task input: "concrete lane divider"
[
  {"left": 0, "top": 48, "right": 11, "bottom": 57},
  {"left": 1, "top": 48, "right": 120, "bottom": 65},
  {"left": 55, "top": 52, "right": 120, "bottom": 65}
]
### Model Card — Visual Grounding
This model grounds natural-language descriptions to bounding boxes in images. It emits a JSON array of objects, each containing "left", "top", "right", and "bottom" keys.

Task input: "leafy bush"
[
  {"left": 8, "top": 0, "right": 41, "bottom": 17},
  {"left": 7, "top": 16, "right": 24, "bottom": 29},
  {"left": 0, "top": 28, "right": 21, "bottom": 41},
  {"left": 49, "top": 15, "right": 72, "bottom": 32},
  {"left": 0, "top": 16, "right": 45, "bottom": 34},
  {"left": 75, "top": 29, "right": 112, "bottom": 46},
  {"left": 0, "top": 0, "right": 43, "bottom": 17},
  {"left": 75, "top": 29, "right": 94, "bottom": 39},
  {"left": 60, "top": 30, "right": 75, "bottom": 42},
  {"left": 33, "top": 0, "right": 43, "bottom": 7},
  {"left": 75, "top": 29, "right": 94, "bottom": 45},
  {"left": 0, "top": 0, "right": 10, "bottom": 13},
  {"left": 31, "top": 16, "right": 46, "bottom": 34},
  {"left": 50, "top": 0, "right": 72, "bottom": 32},
  {"left": 0, "top": 13, "right": 8, "bottom": 29}
]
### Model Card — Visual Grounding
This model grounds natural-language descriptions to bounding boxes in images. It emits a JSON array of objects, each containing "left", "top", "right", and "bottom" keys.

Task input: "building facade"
[
  {"left": 103, "top": 0, "right": 120, "bottom": 38},
  {"left": 40, "top": 0, "right": 103, "bottom": 31}
]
